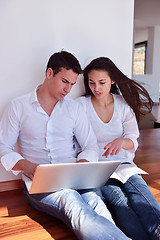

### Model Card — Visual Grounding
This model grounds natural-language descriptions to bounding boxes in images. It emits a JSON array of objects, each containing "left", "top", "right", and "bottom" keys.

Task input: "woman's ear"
[{"left": 111, "top": 80, "right": 115, "bottom": 84}]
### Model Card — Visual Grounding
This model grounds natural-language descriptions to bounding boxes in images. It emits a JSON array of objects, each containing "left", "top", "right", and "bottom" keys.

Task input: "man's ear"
[{"left": 46, "top": 68, "right": 54, "bottom": 79}]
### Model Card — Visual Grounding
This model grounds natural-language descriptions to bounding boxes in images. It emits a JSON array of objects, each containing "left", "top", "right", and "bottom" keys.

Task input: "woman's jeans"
[
  {"left": 24, "top": 185, "right": 131, "bottom": 240},
  {"left": 101, "top": 174, "right": 160, "bottom": 240}
]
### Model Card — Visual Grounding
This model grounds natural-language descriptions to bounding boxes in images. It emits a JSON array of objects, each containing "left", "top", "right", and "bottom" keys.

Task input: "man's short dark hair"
[{"left": 46, "top": 51, "right": 82, "bottom": 76}]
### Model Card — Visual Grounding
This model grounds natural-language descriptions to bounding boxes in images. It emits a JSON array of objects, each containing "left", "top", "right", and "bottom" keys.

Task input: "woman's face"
[{"left": 88, "top": 69, "right": 114, "bottom": 100}]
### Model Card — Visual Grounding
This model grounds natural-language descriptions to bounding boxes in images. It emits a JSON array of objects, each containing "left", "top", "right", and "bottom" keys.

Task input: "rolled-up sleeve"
[
  {"left": 0, "top": 101, "right": 24, "bottom": 174},
  {"left": 74, "top": 104, "right": 99, "bottom": 162},
  {"left": 122, "top": 105, "right": 139, "bottom": 152}
]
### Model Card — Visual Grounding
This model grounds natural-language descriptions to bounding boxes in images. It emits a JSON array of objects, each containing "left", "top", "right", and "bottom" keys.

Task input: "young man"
[{"left": 0, "top": 51, "right": 130, "bottom": 240}]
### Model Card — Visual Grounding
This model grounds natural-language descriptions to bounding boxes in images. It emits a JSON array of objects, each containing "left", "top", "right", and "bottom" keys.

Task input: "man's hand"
[
  {"left": 13, "top": 159, "right": 38, "bottom": 180},
  {"left": 77, "top": 159, "right": 89, "bottom": 163}
]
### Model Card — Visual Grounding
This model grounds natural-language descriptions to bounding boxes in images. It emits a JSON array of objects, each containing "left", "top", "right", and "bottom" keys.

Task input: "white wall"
[
  {"left": 134, "top": 29, "right": 148, "bottom": 44},
  {"left": 0, "top": 0, "right": 134, "bottom": 182}
]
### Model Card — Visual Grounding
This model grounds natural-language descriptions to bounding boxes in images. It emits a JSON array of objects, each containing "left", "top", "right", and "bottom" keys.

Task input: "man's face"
[{"left": 46, "top": 67, "right": 78, "bottom": 101}]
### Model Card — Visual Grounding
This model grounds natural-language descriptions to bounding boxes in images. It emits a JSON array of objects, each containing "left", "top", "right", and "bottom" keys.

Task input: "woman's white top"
[{"left": 77, "top": 95, "right": 148, "bottom": 183}]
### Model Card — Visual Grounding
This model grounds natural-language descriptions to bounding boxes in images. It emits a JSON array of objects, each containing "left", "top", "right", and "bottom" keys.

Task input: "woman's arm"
[
  {"left": 103, "top": 100, "right": 139, "bottom": 159},
  {"left": 102, "top": 137, "right": 134, "bottom": 158}
]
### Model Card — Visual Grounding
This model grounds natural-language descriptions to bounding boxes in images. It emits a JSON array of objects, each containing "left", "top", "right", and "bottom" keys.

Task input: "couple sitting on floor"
[{"left": 0, "top": 51, "right": 160, "bottom": 240}]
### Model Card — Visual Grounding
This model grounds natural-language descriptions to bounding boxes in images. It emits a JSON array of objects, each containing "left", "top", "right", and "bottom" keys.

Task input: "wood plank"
[
  {"left": 135, "top": 129, "right": 160, "bottom": 205},
  {"left": 0, "top": 189, "right": 77, "bottom": 240},
  {"left": 0, "top": 230, "right": 53, "bottom": 240},
  {"left": 0, "top": 180, "right": 23, "bottom": 192},
  {"left": 0, "top": 216, "right": 76, "bottom": 240}
]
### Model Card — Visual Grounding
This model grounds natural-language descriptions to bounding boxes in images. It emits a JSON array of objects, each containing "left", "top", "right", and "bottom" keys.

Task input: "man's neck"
[{"left": 37, "top": 85, "right": 58, "bottom": 116}]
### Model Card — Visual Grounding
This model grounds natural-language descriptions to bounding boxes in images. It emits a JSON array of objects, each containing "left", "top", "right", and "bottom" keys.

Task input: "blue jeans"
[
  {"left": 24, "top": 185, "right": 131, "bottom": 240},
  {"left": 101, "top": 174, "right": 160, "bottom": 240}
]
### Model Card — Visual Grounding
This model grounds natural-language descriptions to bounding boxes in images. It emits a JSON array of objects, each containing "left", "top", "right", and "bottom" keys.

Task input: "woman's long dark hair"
[{"left": 83, "top": 57, "right": 153, "bottom": 122}]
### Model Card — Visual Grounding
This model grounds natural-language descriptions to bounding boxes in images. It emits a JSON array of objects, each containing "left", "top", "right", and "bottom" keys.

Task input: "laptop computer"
[{"left": 22, "top": 161, "right": 120, "bottom": 194}]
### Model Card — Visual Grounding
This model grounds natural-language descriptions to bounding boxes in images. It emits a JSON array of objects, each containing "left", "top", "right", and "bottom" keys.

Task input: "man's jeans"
[
  {"left": 24, "top": 185, "right": 131, "bottom": 240},
  {"left": 101, "top": 174, "right": 160, "bottom": 240}
]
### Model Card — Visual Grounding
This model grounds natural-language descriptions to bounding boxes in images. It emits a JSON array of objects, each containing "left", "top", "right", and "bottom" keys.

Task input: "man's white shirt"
[{"left": 0, "top": 87, "right": 99, "bottom": 175}]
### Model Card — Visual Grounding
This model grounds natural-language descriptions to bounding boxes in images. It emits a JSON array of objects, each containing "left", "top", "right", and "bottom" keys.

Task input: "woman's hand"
[
  {"left": 102, "top": 137, "right": 134, "bottom": 158},
  {"left": 102, "top": 138, "right": 125, "bottom": 158}
]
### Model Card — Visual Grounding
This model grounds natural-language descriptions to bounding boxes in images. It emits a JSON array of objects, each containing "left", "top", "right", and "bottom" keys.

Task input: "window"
[{"left": 133, "top": 41, "right": 147, "bottom": 75}]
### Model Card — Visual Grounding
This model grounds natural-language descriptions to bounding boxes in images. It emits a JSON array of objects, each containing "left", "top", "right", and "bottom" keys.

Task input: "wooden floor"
[
  {"left": 135, "top": 129, "right": 160, "bottom": 205},
  {"left": 0, "top": 189, "right": 77, "bottom": 240},
  {"left": 0, "top": 129, "right": 160, "bottom": 239}
]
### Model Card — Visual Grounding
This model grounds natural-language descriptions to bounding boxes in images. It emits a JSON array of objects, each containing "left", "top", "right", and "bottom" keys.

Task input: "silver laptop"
[{"left": 22, "top": 161, "right": 120, "bottom": 194}]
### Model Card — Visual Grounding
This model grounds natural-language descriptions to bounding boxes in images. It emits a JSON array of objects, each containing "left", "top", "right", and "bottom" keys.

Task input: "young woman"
[{"left": 77, "top": 57, "right": 160, "bottom": 240}]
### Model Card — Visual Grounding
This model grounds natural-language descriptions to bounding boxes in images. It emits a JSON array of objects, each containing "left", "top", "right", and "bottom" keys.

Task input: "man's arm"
[
  {"left": 74, "top": 104, "right": 99, "bottom": 162},
  {"left": 0, "top": 101, "right": 25, "bottom": 175},
  {"left": 13, "top": 159, "right": 37, "bottom": 180}
]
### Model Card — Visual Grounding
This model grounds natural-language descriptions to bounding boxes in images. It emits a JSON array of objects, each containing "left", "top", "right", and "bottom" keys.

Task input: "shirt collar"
[
  {"left": 29, "top": 84, "right": 69, "bottom": 105},
  {"left": 30, "top": 85, "right": 42, "bottom": 104}
]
